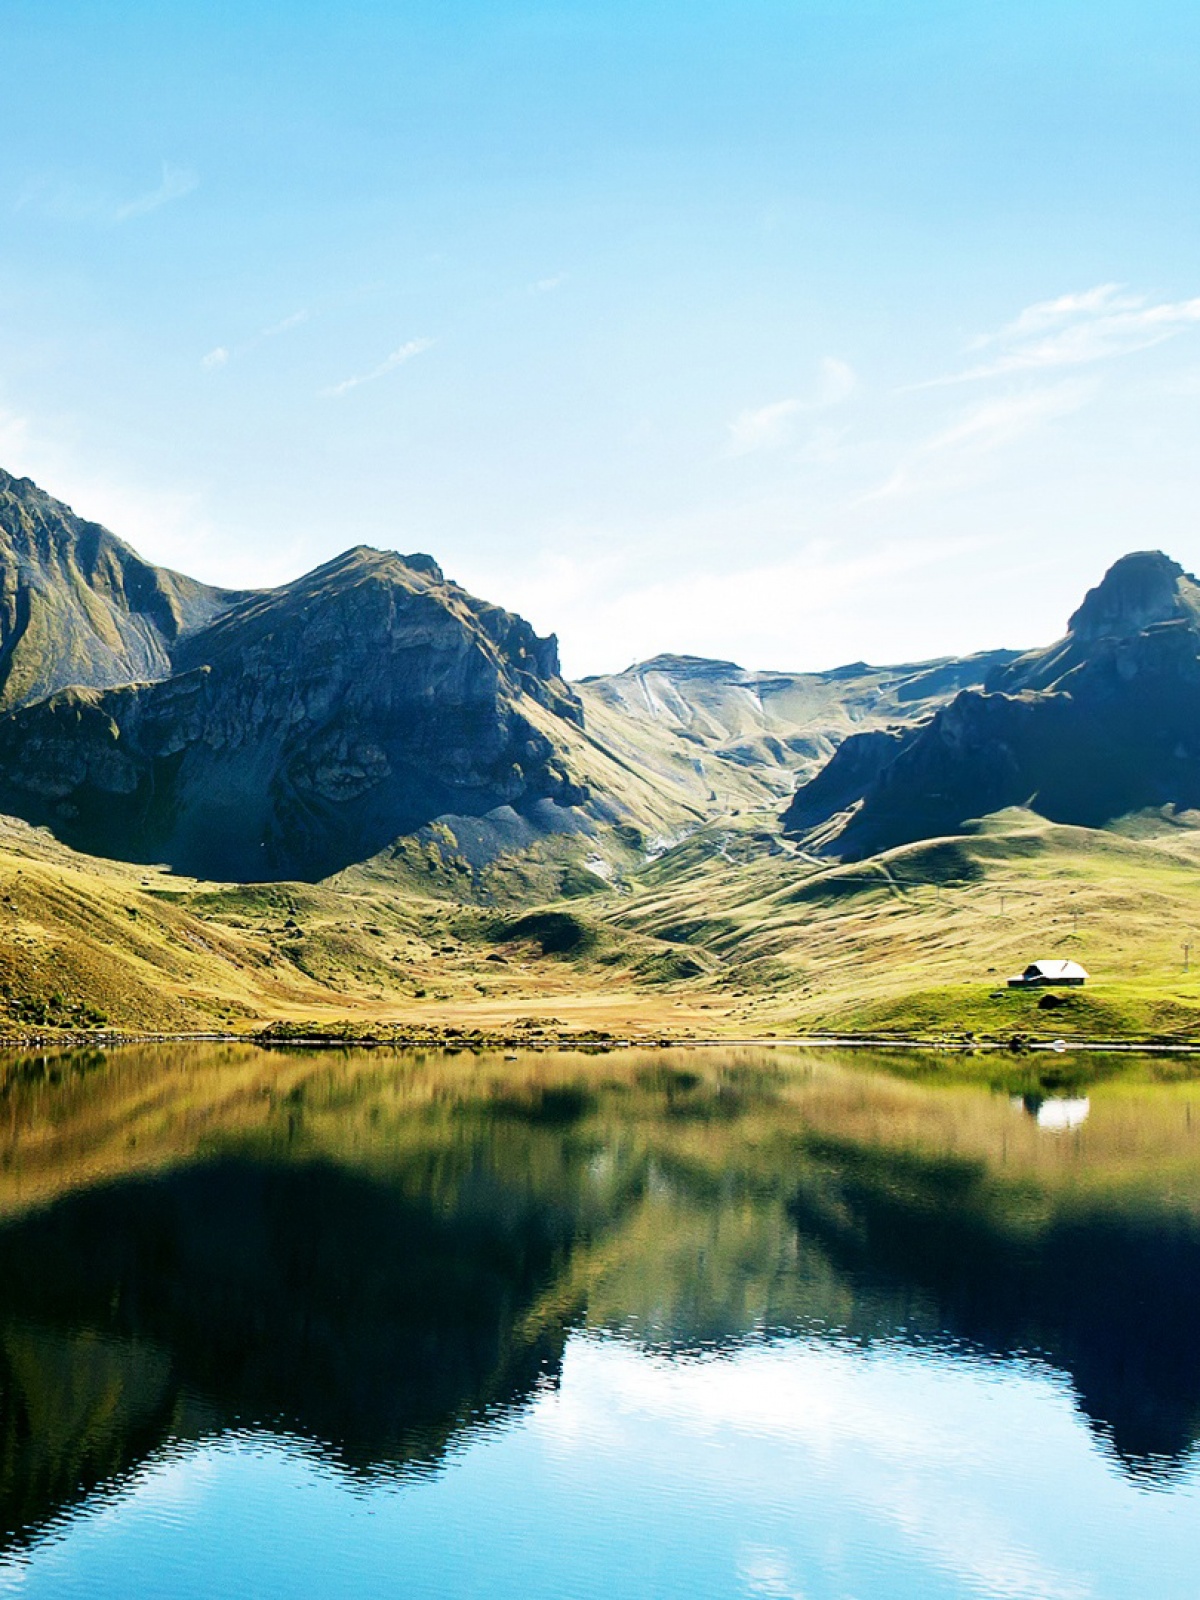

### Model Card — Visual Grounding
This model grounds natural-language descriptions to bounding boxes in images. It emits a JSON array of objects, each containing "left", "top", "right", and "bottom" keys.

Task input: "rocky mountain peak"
[
  {"left": 319, "top": 545, "right": 445, "bottom": 585},
  {"left": 397, "top": 551, "right": 444, "bottom": 581},
  {"left": 626, "top": 654, "right": 747, "bottom": 679},
  {"left": 1067, "top": 550, "right": 1200, "bottom": 642},
  {"left": 0, "top": 469, "right": 588, "bottom": 879},
  {"left": 0, "top": 466, "right": 249, "bottom": 711},
  {"left": 787, "top": 546, "right": 1200, "bottom": 857}
]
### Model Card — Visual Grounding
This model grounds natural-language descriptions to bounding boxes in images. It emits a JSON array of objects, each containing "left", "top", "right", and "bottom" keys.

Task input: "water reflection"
[
  {"left": 0, "top": 1042, "right": 1197, "bottom": 1550},
  {"left": 1014, "top": 1092, "right": 1092, "bottom": 1130}
]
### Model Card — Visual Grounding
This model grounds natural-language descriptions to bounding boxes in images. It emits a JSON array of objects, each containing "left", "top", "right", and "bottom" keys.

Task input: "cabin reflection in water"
[
  {"left": 0, "top": 1040, "right": 1197, "bottom": 1553},
  {"left": 1014, "top": 1093, "right": 1092, "bottom": 1130}
]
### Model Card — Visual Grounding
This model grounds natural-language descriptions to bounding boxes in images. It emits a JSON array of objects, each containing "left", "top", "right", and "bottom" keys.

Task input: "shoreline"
[{"left": 0, "top": 1026, "right": 1197, "bottom": 1055}]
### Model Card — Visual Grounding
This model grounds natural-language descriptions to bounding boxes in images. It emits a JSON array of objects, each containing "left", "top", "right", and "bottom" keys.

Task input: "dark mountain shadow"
[
  {"left": 785, "top": 551, "right": 1200, "bottom": 856},
  {"left": 0, "top": 1156, "right": 580, "bottom": 1548},
  {"left": 0, "top": 537, "right": 585, "bottom": 881},
  {"left": 789, "top": 1137, "right": 1200, "bottom": 1480}
]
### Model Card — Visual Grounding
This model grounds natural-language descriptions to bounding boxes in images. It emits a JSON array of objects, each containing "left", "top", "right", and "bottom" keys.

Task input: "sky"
[{"left": 2, "top": 1, "right": 1200, "bottom": 678}]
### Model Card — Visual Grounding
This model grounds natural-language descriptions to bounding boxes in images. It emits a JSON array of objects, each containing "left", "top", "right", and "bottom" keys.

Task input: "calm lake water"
[{"left": 0, "top": 1041, "right": 1197, "bottom": 1598}]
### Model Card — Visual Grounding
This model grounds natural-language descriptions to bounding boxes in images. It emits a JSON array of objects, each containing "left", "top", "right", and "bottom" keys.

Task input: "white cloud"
[
  {"left": 13, "top": 175, "right": 95, "bottom": 223},
  {"left": 868, "top": 381, "right": 1093, "bottom": 502},
  {"left": 321, "top": 337, "right": 435, "bottom": 398},
  {"left": 929, "top": 284, "right": 1200, "bottom": 384},
  {"left": 924, "top": 384, "right": 1090, "bottom": 454},
  {"left": 469, "top": 529, "right": 986, "bottom": 677},
  {"left": 199, "top": 310, "right": 309, "bottom": 372},
  {"left": 112, "top": 162, "right": 199, "bottom": 222},
  {"left": 727, "top": 398, "right": 801, "bottom": 456},
  {"left": 973, "top": 284, "right": 1140, "bottom": 346},
  {"left": 260, "top": 310, "right": 309, "bottom": 339},
  {"left": 532, "top": 273, "right": 568, "bottom": 293},
  {"left": 726, "top": 358, "right": 857, "bottom": 457},
  {"left": 14, "top": 162, "right": 199, "bottom": 226}
]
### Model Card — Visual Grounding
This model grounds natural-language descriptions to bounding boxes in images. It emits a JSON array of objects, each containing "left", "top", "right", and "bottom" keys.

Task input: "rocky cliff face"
[
  {"left": 0, "top": 469, "right": 249, "bottom": 711},
  {"left": 784, "top": 551, "right": 1200, "bottom": 857},
  {"left": 0, "top": 486, "right": 584, "bottom": 880},
  {"left": 5, "top": 468, "right": 1183, "bottom": 883}
]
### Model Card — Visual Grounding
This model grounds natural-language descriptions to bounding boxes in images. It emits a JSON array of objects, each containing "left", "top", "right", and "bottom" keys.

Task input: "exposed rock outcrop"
[
  {"left": 578, "top": 646, "right": 1018, "bottom": 808},
  {"left": 0, "top": 495, "right": 584, "bottom": 879},
  {"left": 0, "top": 469, "right": 249, "bottom": 710},
  {"left": 784, "top": 551, "right": 1200, "bottom": 857}
]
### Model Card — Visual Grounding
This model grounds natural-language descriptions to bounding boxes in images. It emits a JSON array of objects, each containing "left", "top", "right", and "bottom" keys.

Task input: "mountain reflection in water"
[{"left": 0, "top": 1041, "right": 1197, "bottom": 1551}]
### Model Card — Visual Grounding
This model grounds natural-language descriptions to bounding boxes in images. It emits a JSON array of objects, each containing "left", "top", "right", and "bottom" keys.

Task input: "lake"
[{"left": 0, "top": 1040, "right": 1196, "bottom": 1598}]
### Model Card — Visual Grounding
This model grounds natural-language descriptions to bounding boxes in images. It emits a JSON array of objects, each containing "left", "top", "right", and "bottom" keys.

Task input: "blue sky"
[{"left": 2, "top": 1, "right": 1200, "bottom": 674}]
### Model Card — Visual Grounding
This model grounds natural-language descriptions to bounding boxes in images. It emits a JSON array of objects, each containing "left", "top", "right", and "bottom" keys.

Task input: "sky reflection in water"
[{"left": 0, "top": 1042, "right": 1196, "bottom": 1598}]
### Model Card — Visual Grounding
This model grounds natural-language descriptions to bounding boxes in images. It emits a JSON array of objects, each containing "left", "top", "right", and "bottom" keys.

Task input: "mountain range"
[
  {"left": 0, "top": 466, "right": 1195, "bottom": 891},
  {"left": 783, "top": 549, "right": 1200, "bottom": 856}
]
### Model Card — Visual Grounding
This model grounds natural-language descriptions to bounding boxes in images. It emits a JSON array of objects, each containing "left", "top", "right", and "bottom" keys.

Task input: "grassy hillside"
[
  {"left": 0, "top": 815, "right": 730, "bottom": 1039},
  {"left": 0, "top": 805, "right": 1197, "bottom": 1043},
  {"left": 603, "top": 806, "right": 1200, "bottom": 1040}
]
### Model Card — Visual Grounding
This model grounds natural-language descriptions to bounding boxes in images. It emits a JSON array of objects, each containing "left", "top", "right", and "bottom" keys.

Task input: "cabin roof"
[{"left": 1020, "top": 959, "right": 1088, "bottom": 980}]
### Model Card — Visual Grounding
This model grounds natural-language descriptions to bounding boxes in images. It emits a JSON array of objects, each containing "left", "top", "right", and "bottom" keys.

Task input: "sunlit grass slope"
[
  {"left": 0, "top": 816, "right": 727, "bottom": 1037},
  {"left": 603, "top": 807, "right": 1200, "bottom": 1040},
  {"left": 0, "top": 805, "right": 1197, "bottom": 1041}
]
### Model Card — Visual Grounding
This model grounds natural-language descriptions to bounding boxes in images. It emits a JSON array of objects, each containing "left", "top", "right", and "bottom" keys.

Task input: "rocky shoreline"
[{"left": 0, "top": 1021, "right": 1196, "bottom": 1054}]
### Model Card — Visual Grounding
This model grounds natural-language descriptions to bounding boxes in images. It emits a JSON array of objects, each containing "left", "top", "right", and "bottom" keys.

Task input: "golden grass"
[
  {"left": 602, "top": 807, "right": 1200, "bottom": 1039},
  {"left": 0, "top": 805, "right": 1197, "bottom": 1042}
]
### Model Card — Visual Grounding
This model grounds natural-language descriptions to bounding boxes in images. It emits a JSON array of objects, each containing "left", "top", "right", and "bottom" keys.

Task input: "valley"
[{"left": 0, "top": 467, "right": 1196, "bottom": 1045}]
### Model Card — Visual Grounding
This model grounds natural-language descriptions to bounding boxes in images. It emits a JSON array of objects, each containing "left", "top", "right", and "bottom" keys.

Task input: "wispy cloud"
[
  {"left": 813, "top": 355, "right": 857, "bottom": 406},
  {"left": 16, "top": 162, "right": 199, "bottom": 226},
  {"left": 531, "top": 273, "right": 568, "bottom": 294},
  {"left": 868, "top": 381, "right": 1093, "bottom": 502},
  {"left": 200, "top": 310, "right": 310, "bottom": 373},
  {"left": 726, "top": 357, "right": 857, "bottom": 457},
  {"left": 112, "top": 162, "right": 199, "bottom": 222},
  {"left": 470, "top": 528, "right": 983, "bottom": 678},
  {"left": 260, "top": 310, "right": 309, "bottom": 340},
  {"left": 925, "top": 284, "right": 1200, "bottom": 385},
  {"left": 321, "top": 337, "right": 435, "bottom": 398},
  {"left": 972, "top": 284, "right": 1141, "bottom": 346},
  {"left": 727, "top": 398, "right": 800, "bottom": 456}
]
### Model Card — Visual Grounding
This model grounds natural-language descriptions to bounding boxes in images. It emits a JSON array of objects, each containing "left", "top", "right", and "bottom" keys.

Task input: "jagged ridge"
[
  {"left": 0, "top": 468, "right": 251, "bottom": 710},
  {"left": 784, "top": 551, "right": 1200, "bottom": 856},
  {"left": 0, "top": 479, "right": 584, "bottom": 880}
]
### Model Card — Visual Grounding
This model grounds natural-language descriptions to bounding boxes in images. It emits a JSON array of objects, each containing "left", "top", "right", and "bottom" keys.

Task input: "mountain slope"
[
  {"left": 0, "top": 467, "right": 1028, "bottom": 886},
  {"left": 576, "top": 647, "right": 1018, "bottom": 815},
  {"left": 0, "top": 544, "right": 588, "bottom": 880},
  {"left": 0, "top": 469, "right": 248, "bottom": 711},
  {"left": 784, "top": 551, "right": 1200, "bottom": 857}
]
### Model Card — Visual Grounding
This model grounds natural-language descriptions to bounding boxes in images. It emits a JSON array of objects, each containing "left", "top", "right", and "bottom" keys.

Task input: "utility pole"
[
  {"left": 1185, "top": 942, "right": 1192, "bottom": 974},
  {"left": 1072, "top": 909, "right": 1080, "bottom": 936}
]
